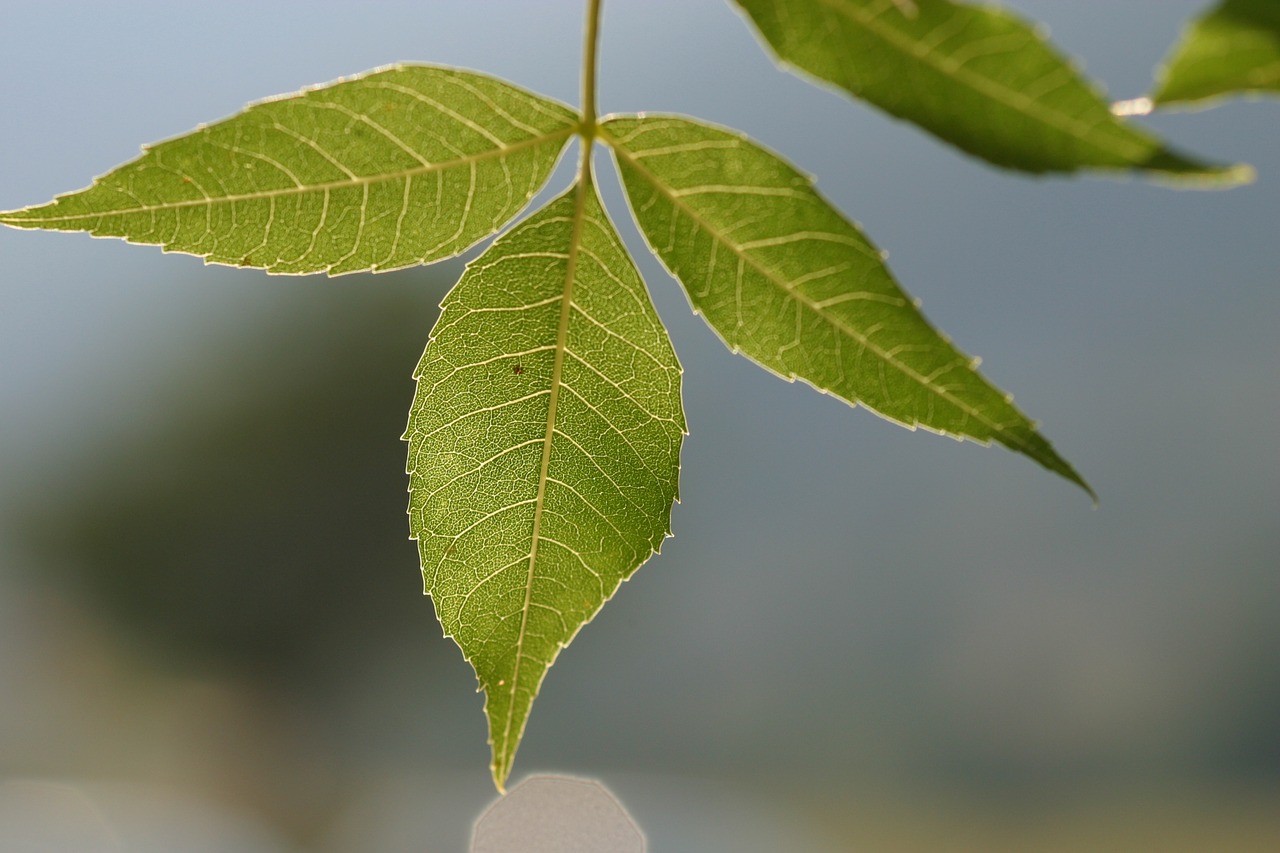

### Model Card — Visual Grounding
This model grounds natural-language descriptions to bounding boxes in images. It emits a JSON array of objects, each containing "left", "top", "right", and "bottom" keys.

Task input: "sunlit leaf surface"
[
  {"left": 0, "top": 65, "right": 577, "bottom": 274},
  {"left": 1153, "top": 0, "right": 1280, "bottom": 107},
  {"left": 405, "top": 181, "right": 685, "bottom": 789},
  {"left": 603, "top": 114, "right": 1090, "bottom": 495},
  {"left": 730, "top": 0, "right": 1249, "bottom": 184}
]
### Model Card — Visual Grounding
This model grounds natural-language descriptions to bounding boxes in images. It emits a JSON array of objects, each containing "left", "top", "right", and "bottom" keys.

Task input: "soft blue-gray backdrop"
[{"left": 1, "top": 2, "right": 1276, "bottom": 851}]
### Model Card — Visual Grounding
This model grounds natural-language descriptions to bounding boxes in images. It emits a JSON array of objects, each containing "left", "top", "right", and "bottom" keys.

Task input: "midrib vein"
[
  {"left": 608, "top": 136, "right": 1031, "bottom": 453},
  {"left": 818, "top": 0, "right": 1147, "bottom": 160},
  {"left": 1, "top": 128, "right": 575, "bottom": 225},
  {"left": 501, "top": 174, "right": 591, "bottom": 770}
]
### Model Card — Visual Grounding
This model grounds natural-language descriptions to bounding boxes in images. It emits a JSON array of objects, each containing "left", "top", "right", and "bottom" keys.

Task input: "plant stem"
[{"left": 581, "top": 0, "right": 602, "bottom": 142}]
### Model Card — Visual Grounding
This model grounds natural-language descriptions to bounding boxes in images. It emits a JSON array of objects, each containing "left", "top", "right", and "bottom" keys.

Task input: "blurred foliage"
[{"left": 16, "top": 265, "right": 460, "bottom": 686}]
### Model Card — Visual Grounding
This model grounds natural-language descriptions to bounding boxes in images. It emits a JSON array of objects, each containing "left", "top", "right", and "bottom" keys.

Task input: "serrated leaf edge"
[
  {"left": 603, "top": 119, "right": 1042, "bottom": 447},
  {"left": 0, "top": 63, "right": 580, "bottom": 276},
  {"left": 405, "top": 171, "right": 686, "bottom": 790}
]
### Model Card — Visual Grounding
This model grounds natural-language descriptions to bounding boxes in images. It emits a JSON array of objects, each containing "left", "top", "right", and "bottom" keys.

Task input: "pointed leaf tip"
[
  {"left": 730, "top": 0, "right": 1240, "bottom": 184},
  {"left": 603, "top": 114, "right": 1089, "bottom": 492},
  {"left": 1, "top": 65, "right": 577, "bottom": 274},
  {"left": 406, "top": 182, "right": 684, "bottom": 789}
]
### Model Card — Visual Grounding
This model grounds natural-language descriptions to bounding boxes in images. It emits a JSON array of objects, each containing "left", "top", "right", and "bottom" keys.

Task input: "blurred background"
[{"left": 1, "top": 1, "right": 1276, "bottom": 851}]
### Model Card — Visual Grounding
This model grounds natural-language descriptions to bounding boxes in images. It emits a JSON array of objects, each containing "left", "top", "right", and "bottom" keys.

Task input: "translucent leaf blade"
[
  {"left": 602, "top": 114, "right": 1090, "bottom": 496},
  {"left": 0, "top": 65, "right": 578, "bottom": 274},
  {"left": 1153, "top": 0, "right": 1280, "bottom": 108},
  {"left": 404, "top": 182, "right": 685, "bottom": 790},
  {"left": 730, "top": 0, "right": 1249, "bottom": 185}
]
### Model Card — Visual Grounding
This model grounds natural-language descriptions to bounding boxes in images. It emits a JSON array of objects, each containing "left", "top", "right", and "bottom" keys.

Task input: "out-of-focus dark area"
[
  {"left": 1, "top": 2, "right": 1277, "bottom": 851},
  {"left": 17, "top": 271, "right": 449, "bottom": 685}
]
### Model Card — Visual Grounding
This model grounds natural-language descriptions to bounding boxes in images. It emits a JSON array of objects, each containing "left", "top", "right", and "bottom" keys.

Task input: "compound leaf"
[
  {"left": 1153, "top": 0, "right": 1280, "bottom": 108},
  {"left": 730, "top": 0, "right": 1250, "bottom": 185},
  {"left": 404, "top": 179, "right": 685, "bottom": 790},
  {"left": 0, "top": 65, "right": 577, "bottom": 274},
  {"left": 603, "top": 114, "right": 1090, "bottom": 496}
]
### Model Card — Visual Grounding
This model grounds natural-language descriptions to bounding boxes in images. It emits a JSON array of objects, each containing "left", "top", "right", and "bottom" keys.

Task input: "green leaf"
[
  {"left": 1152, "top": 0, "right": 1280, "bottom": 108},
  {"left": 404, "top": 179, "right": 685, "bottom": 790},
  {"left": 730, "top": 0, "right": 1250, "bottom": 185},
  {"left": 602, "top": 114, "right": 1091, "bottom": 496},
  {"left": 0, "top": 65, "right": 577, "bottom": 274}
]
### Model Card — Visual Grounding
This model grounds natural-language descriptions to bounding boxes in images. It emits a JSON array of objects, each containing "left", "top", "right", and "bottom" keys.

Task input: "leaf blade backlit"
[
  {"left": 0, "top": 65, "right": 578, "bottom": 274},
  {"left": 404, "top": 180, "right": 684, "bottom": 790},
  {"left": 730, "top": 0, "right": 1249, "bottom": 185},
  {"left": 603, "top": 114, "right": 1090, "bottom": 495},
  {"left": 1153, "top": 0, "right": 1280, "bottom": 108}
]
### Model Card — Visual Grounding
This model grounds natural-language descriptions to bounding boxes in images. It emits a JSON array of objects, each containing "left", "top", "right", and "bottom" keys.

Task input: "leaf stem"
[{"left": 580, "top": 0, "right": 602, "bottom": 141}]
